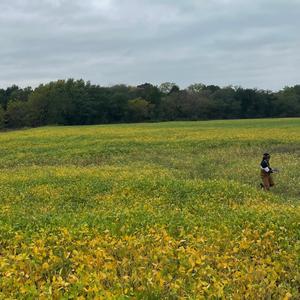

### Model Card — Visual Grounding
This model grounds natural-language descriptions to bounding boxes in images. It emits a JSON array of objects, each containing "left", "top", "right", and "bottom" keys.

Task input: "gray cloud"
[{"left": 0, "top": 0, "right": 299, "bottom": 90}]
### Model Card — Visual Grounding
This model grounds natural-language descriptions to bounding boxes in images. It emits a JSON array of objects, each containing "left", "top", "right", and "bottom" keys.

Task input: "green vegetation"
[
  {"left": 0, "top": 118, "right": 299, "bottom": 298},
  {"left": 1, "top": 80, "right": 300, "bottom": 129}
]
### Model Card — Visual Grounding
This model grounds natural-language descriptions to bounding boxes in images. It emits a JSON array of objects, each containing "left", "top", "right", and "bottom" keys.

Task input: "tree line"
[{"left": 0, "top": 79, "right": 299, "bottom": 129}]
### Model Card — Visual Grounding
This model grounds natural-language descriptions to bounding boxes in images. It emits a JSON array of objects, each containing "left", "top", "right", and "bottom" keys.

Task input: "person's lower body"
[{"left": 260, "top": 171, "right": 274, "bottom": 191}]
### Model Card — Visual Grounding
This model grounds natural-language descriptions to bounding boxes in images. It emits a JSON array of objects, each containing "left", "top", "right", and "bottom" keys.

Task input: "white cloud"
[{"left": 0, "top": 0, "right": 299, "bottom": 90}]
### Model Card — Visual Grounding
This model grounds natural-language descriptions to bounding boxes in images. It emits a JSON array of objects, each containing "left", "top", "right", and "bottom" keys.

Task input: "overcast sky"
[{"left": 0, "top": 0, "right": 299, "bottom": 90}]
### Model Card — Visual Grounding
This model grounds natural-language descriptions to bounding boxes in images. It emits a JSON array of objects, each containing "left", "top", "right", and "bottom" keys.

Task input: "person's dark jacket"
[{"left": 260, "top": 159, "right": 273, "bottom": 174}]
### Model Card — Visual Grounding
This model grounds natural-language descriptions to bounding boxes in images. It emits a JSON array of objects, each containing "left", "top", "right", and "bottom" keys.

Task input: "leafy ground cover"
[{"left": 0, "top": 118, "right": 299, "bottom": 299}]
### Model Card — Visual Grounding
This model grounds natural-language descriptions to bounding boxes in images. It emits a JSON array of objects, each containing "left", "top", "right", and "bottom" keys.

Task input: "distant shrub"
[{"left": 0, "top": 106, "right": 4, "bottom": 129}]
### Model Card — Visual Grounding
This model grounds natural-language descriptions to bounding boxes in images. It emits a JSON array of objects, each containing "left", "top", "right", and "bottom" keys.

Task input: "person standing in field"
[{"left": 260, "top": 153, "right": 274, "bottom": 191}]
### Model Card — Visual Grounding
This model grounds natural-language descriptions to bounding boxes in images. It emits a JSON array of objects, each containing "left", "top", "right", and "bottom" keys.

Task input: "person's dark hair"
[{"left": 263, "top": 153, "right": 270, "bottom": 158}]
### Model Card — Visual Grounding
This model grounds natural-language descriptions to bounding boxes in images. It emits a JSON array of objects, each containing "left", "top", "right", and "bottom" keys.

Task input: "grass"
[{"left": 0, "top": 118, "right": 299, "bottom": 299}]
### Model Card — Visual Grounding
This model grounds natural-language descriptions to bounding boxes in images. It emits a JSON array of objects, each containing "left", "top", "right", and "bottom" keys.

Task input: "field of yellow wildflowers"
[{"left": 0, "top": 118, "right": 299, "bottom": 299}]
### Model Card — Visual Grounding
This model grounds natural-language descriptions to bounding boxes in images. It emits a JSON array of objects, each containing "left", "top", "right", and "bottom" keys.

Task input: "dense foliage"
[
  {"left": 0, "top": 80, "right": 300, "bottom": 128},
  {"left": 0, "top": 119, "right": 299, "bottom": 298}
]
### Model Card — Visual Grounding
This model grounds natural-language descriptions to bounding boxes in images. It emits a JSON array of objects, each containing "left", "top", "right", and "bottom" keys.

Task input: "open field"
[{"left": 0, "top": 118, "right": 299, "bottom": 299}]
